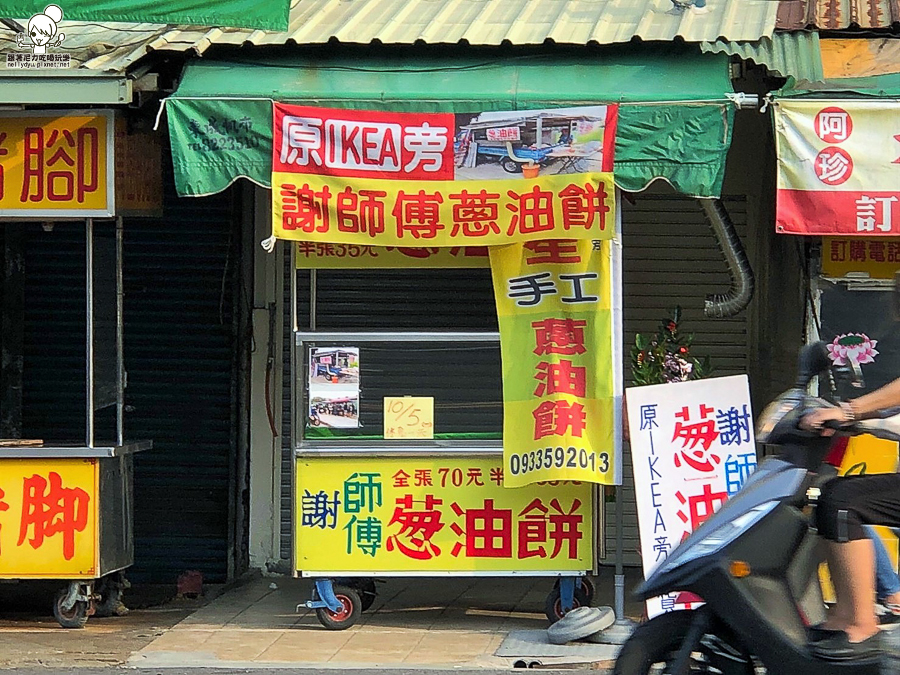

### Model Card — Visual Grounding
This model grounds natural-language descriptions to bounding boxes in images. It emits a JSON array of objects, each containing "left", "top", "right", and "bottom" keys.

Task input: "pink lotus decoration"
[{"left": 827, "top": 333, "right": 879, "bottom": 366}]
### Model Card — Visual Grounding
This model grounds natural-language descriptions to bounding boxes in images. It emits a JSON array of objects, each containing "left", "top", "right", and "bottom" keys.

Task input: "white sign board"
[
  {"left": 485, "top": 126, "right": 521, "bottom": 141},
  {"left": 626, "top": 375, "right": 757, "bottom": 618}
]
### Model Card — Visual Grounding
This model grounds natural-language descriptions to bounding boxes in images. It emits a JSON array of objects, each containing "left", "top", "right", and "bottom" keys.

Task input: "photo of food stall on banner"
[
  {"left": 270, "top": 101, "right": 623, "bottom": 629},
  {"left": 772, "top": 62, "right": 900, "bottom": 588}
]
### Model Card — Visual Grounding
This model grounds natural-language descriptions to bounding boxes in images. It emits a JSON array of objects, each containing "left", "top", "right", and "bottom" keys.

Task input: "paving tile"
[
  {"left": 132, "top": 629, "right": 212, "bottom": 653},
  {"left": 197, "top": 628, "right": 283, "bottom": 661},
  {"left": 256, "top": 629, "right": 353, "bottom": 662},
  {"left": 333, "top": 630, "right": 424, "bottom": 663}
]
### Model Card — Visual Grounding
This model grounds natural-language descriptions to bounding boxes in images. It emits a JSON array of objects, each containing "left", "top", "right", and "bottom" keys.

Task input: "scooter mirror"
[{"left": 795, "top": 342, "right": 831, "bottom": 388}]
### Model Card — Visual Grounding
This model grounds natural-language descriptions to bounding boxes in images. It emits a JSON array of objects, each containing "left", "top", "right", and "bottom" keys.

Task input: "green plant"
[{"left": 630, "top": 306, "right": 711, "bottom": 386}]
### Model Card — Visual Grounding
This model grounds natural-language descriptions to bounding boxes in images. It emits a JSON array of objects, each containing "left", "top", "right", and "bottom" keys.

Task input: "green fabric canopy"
[
  {"left": 779, "top": 73, "right": 900, "bottom": 98},
  {"left": 6, "top": 1, "right": 288, "bottom": 30},
  {"left": 165, "top": 51, "right": 736, "bottom": 198}
]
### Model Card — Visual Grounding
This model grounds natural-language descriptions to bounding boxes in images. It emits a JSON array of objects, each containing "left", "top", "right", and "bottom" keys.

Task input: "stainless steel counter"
[{"left": 0, "top": 440, "right": 151, "bottom": 459}]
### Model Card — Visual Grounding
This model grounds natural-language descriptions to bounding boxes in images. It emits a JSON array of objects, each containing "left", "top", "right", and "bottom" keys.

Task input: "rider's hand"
[{"left": 800, "top": 406, "right": 848, "bottom": 436}]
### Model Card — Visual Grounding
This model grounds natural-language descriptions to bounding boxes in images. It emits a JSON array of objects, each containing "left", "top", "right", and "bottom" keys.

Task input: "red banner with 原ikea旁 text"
[{"left": 271, "top": 103, "right": 618, "bottom": 246}]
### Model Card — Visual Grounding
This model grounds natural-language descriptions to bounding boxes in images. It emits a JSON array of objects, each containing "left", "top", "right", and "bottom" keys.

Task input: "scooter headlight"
[{"left": 661, "top": 501, "right": 779, "bottom": 571}]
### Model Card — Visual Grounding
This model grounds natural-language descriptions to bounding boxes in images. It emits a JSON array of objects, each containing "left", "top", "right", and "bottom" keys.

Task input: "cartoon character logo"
[{"left": 16, "top": 4, "right": 65, "bottom": 55}]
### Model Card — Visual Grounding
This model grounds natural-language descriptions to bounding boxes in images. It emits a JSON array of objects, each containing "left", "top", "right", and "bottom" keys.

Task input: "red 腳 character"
[
  {"left": 280, "top": 183, "right": 331, "bottom": 232},
  {"left": 386, "top": 247, "right": 439, "bottom": 259},
  {"left": 533, "top": 400, "right": 587, "bottom": 440},
  {"left": 524, "top": 240, "right": 581, "bottom": 265},
  {"left": 336, "top": 186, "right": 387, "bottom": 237},
  {"left": 449, "top": 189, "right": 500, "bottom": 237},
  {"left": 17, "top": 472, "right": 90, "bottom": 561},
  {"left": 465, "top": 468, "right": 484, "bottom": 486},
  {"left": 559, "top": 183, "right": 609, "bottom": 232},
  {"left": 532, "top": 318, "right": 587, "bottom": 356},
  {"left": 0, "top": 487, "right": 8, "bottom": 555},
  {"left": 505, "top": 186, "right": 555, "bottom": 236},
  {"left": 392, "top": 470, "right": 411, "bottom": 488},
  {"left": 386, "top": 494, "right": 445, "bottom": 560},
  {"left": 19, "top": 126, "right": 99, "bottom": 203},
  {"left": 450, "top": 499, "right": 513, "bottom": 558},
  {"left": 672, "top": 404, "right": 720, "bottom": 459},
  {"left": 534, "top": 360, "right": 586, "bottom": 397},
  {"left": 489, "top": 467, "right": 504, "bottom": 486},
  {"left": 413, "top": 469, "right": 432, "bottom": 487},
  {"left": 675, "top": 484, "right": 728, "bottom": 532},
  {"left": 517, "top": 498, "right": 549, "bottom": 558},
  {"left": 392, "top": 190, "right": 444, "bottom": 239}
]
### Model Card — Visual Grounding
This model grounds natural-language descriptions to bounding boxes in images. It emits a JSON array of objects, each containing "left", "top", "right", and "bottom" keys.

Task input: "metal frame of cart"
[
  {"left": 0, "top": 217, "right": 150, "bottom": 628},
  {"left": 289, "top": 259, "right": 609, "bottom": 630}
]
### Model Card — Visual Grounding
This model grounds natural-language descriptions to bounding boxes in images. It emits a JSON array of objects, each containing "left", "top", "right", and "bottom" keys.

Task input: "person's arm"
[{"left": 847, "top": 377, "right": 900, "bottom": 420}]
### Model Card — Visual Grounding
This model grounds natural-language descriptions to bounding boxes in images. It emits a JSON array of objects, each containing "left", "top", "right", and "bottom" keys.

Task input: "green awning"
[
  {"left": 5, "top": 1, "right": 288, "bottom": 30},
  {"left": 778, "top": 73, "right": 900, "bottom": 98},
  {"left": 164, "top": 50, "right": 736, "bottom": 198}
]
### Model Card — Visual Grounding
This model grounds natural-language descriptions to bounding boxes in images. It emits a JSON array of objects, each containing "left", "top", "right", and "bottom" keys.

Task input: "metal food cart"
[
  {"left": 0, "top": 217, "right": 150, "bottom": 628},
  {"left": 289, "top": 279, "right": 604, "bottom": 631}
]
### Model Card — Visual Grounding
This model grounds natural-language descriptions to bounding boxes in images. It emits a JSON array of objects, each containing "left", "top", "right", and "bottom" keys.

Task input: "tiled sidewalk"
[{"left": 128, "top": 571, "right": 643, "bottom": 669}]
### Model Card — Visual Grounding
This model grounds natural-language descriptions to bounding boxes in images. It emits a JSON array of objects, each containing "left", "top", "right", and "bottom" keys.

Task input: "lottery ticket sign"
[
  {"left": 774, "top": 100, "right": 900, "bottom": 235},
  {"left": 491, "top": 239, "right": 620, "bottom": 488},
  {"left": 0, "top": 111, "right": 115, "bottom": 217},
  {"left": 626, "top": 375, "right": 757, "bottom": 618},
  {"left": 295, "top": 456, "right": 593, "bottom": 574},
  {"left": 0, "top": 459, "right": 98, "bottom": 578}
]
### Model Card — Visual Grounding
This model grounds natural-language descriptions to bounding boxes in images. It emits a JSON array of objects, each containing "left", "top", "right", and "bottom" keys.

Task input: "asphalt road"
[{"left": 0, "top": 670, "right": 576, "bottom": 675}]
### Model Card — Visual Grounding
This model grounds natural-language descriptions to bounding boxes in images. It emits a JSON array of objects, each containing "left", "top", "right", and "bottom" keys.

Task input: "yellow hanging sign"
[{"left": 383, "top": 396, "right": 434, "bottom": 439}]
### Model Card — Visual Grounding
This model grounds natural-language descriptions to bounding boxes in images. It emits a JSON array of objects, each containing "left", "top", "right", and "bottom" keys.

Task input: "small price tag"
[{"left": 383, "top": 397, "right": 434, "bottom": 439}]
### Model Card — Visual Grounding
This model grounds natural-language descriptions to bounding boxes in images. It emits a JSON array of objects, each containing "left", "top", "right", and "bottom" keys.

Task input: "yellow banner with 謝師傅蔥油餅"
[
  {"left": 294, "top": 456, "right": 594, "bottom": 573},
  {"left": 490, "top": 239, "right": 620, "bottom": 487},
  {"left": 272, "top": 172, "right": 616, "bottom": 247}
]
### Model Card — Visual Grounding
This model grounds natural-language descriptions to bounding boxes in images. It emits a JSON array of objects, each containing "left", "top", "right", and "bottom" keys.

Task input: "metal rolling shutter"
[
  {"left": 606, "top": 191, "right": 750, "bottom": 566},
  {"left": 278, "top": 191, "right": 751, "bottom": 567},
  {"left": 122, "top": 186, "right": 238, "bottom": 583}
]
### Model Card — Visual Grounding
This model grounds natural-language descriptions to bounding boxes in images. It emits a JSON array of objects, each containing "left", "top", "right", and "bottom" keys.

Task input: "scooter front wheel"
[{"left": 614, "top": 610, "right": 754, "bottom": 675}]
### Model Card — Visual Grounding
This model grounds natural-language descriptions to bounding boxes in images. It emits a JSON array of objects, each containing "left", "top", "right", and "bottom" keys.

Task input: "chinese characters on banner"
[
  {"left": 821, "top": 237, "right": 900, "bottom": 279},
  {"left": 295, "top": 457, "right": 593, "bottom": 573},
  {"left": 626, "top": 375, "right": 756, "bottom": 617},
  {"left": 491, "top": 239, "right": 620, "bottom": 488},
  {"left": 295, "top": 243, "right": 490, "bottom": 268},
  {"left": 774, "top": 100, "right": 900, "bottom": 235},
  {"left": 0, "top": 112, "right": 114, "bottom": 217},
  {"left": 272, "top": 104, "right": 617, "bottom": 247},
  {"left": 0, "top": 459, "right": 97, "bottom": 578}
]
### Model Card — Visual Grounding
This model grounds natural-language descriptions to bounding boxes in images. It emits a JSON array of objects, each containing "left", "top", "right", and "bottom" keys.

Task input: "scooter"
[{"left": 613, "top": 342, "right": 900, "bottom": 675}]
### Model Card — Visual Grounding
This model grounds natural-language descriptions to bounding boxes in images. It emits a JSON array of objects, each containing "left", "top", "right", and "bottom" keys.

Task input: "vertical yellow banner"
[{"left": 491, "top": 239, "right": 618, "bottom": 487}]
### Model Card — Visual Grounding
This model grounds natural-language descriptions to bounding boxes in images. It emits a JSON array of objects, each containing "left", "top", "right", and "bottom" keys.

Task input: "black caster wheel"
[
  {"left": 53, "top": 588, "right": 89, "bottom": 629},
  {"left": 315, "top": 584, "right": 361, "bottom": 630},
  {"left": 348, "top": 579, "right": 377, "bottom": 612},
  {"left": 545, "top": 583, "right": 590, "bottom": 624}
]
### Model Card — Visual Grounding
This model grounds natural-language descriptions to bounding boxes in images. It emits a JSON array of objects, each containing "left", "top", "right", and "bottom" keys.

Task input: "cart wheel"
[
  {"left": 350, "top": 579, "right": 377, "bottom": 612},
  {"left": 53, "top": 588, "right": 89, "bottom": 629},
  {"left": 500, "top": 156, "right": 522, "bottom": 173},
  {"left": 315, "top": 585, "right": 361, "bottom": 630},
  {"left": 552, "top": 577, "right": 595, "bottom": 606},
  {"left": 93, "top": 576, "right": 128, "bottom": 618},
  {"left": 544, "top": 584, "right": 590, "bottom": 624}
]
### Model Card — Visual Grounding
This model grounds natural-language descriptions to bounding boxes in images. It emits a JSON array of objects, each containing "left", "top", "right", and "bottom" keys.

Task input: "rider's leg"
[
  {"left": 816, "top": 474, "right": 900, "bottom": 643},
  {"left": 865, "top": 524, "right": 900, "bottom": 603}
]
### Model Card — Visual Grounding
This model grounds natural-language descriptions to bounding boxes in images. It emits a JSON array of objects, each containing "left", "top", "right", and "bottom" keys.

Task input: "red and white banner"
[{"left": 775, "top": 99, "right": 900, "bottom": 235}]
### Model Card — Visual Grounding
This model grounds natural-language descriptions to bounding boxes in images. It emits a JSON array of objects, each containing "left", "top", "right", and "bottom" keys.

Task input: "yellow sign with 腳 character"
[
  {"left": 295, "top": 456, "right": 593, "bottom": 574},
  {"left": 0, "top": 111, "right": 115, "bottom": 217},
  {"left": 491, "top": 239, "right": 619, "bottom": 487},
  {"left": 0, "top": 459, "right": 98, "bottom": 578}
]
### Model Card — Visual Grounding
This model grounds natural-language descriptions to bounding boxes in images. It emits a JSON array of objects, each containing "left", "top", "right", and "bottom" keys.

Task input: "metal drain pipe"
[{"left": 699, "top": 198, "right": 755, "bottom": 318}]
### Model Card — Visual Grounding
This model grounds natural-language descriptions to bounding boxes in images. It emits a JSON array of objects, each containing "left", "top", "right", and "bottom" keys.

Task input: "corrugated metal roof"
[
  {"left": 701, "top": 31, "right": 824, "bottom": 81},
  {"left": 1, "top": 0, "right": 779, "bottom": 73},
  {"left": 0, "top": 21, "right": 172, "bottom": 71},
  {"left": 141, "top": 0, "right": 780, "bottom": 50},
  {"left": 777, "top": 0, "right": 900, "bottom": 30}
]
